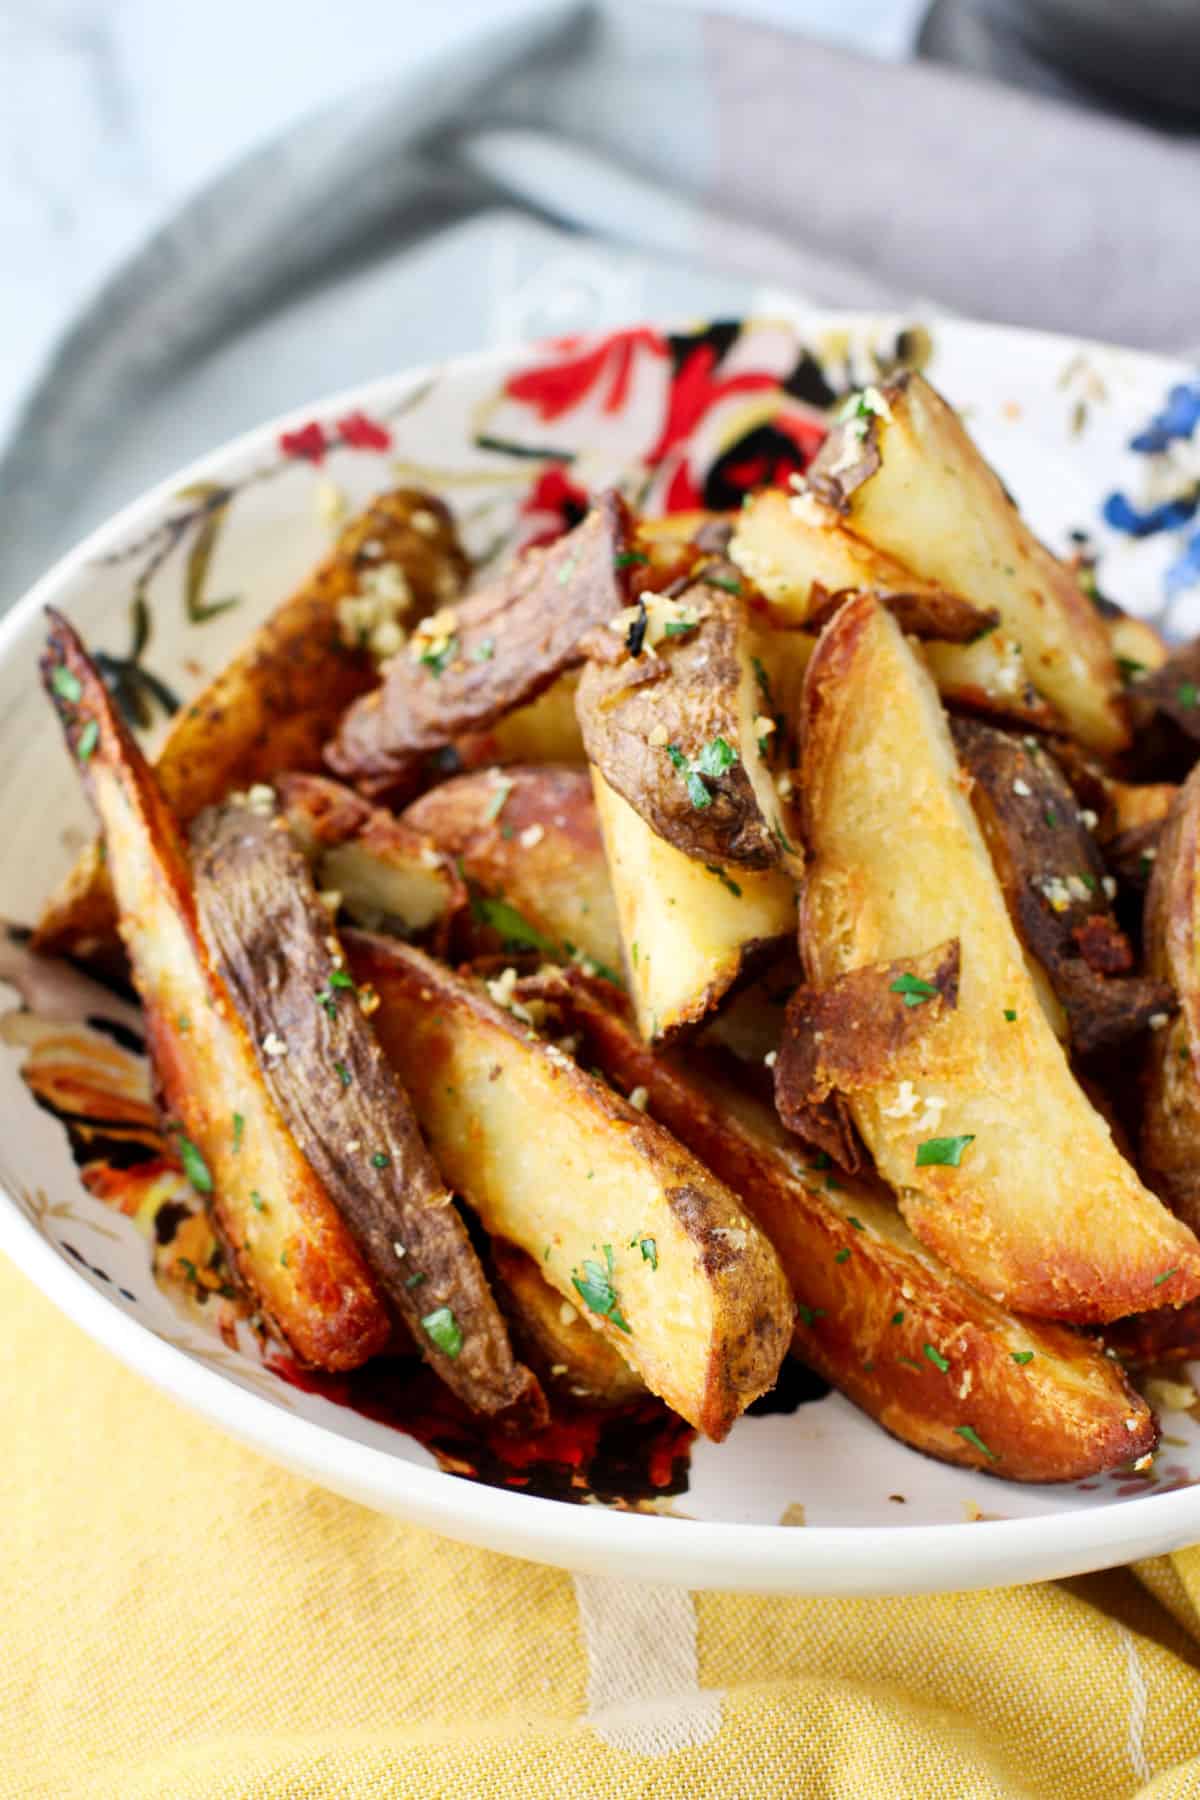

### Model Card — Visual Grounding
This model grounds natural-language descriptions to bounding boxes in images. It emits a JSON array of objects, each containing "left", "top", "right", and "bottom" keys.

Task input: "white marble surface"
[{"left": 0, "top": 0, "right": 922, "bottom": 444}]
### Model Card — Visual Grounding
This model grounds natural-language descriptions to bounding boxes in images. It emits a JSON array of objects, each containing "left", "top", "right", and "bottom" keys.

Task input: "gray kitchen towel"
[{"left": 3, "top": 0, "right": 1198, "bottom": 601}]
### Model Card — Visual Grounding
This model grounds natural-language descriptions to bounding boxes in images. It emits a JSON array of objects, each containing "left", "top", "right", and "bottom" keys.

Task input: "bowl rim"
[{"left": 3, "top": 316, "right": 1198, "bottom": 1594}]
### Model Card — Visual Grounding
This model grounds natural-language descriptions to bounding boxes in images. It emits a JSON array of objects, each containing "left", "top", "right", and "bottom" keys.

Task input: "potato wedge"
[
  {"left": 403, "top": 765, "right": 622, "bottom": 979},
  {"left": 803, "top": 374, "right": 1128, "bottom": 753},
  {"left": 345, "top": 932, "right": 793, "bottom": 1438},
  {"left": 491, "top": 1240, "right": 647, "bottom": 1408},
  {"left": 34, "top": 488, "right": 465, "bottom": 961},
  {"left": 275, "top": 771, "right": 463, "bottom": 945},
  {"left": 327, "top": 491, "right": 633, "bottom": 799},
  {"left": 1105, "top": 609, "right": 1169, "bottom": 682},
  {"left": 456, "top": 670, "right": 585, "bottom": 770},
  {"left": 951, "top": 718, "right": 1173, "bottom": 1057},
  {"left": 730, "top": 486, "right": 996, "bottom": 642},
  {"left": 1142, "top": 769, "right": 1200, "bottom": 1233},
  {"left": 922, "top": 632, "right": 1062, "bottom": 733},
  {"left": 41, "top": 612, "right": 390, "bottom": 1370},
  {"left": 591, "top": 771, "right": 796, "bottom": 1043},
  {"left": 798, "top": 594, "right": 1200, "bottom": 1321},
  {"left": 577, "top": 579, "right": 798, "bottom": 871},
  {"left": 545, "top": 975, "right": 1155, "bottom": 1480},
  {"left": 191, "top": 798, "right": 542, "bottom": 1418}
]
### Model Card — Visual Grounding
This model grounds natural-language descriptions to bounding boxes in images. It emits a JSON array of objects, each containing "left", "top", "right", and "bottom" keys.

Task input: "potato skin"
[
  {"left": 191, "top": 799, "right": 542, "bottom": 1420},
  {"left": 799, "top": 594, "right": 1200, "bottom": 1322},
  {"left": 549, "top": 977, "right": 1156, "bottom": 1481},
  {"left": 346, "top": 933, "right": 793, "bottom": 1439},
  {"left": 803, "top": 373, "right": 1128, "bottom": 754},
  {"left": 577, "top": 582, "right": 780, "bottom": 869},
  {"left": 41, "top": 611, "right": 390, "bottom": 1371},
  {"left": 327, "top": 491, "right": 633, "bottom": 800},
  {"left": 34, "top": 488, "right": 464, "bottom": 961},
  {"left": 402, "top": 764, "right": 622, "bottom": 977},
  {"left": 1142, "top": 768, "right": 1200, "bottom": 1233}
]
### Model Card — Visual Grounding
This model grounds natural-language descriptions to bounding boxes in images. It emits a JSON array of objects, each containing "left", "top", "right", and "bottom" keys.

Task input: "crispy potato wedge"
[
  {"left": 804, "top": 374, "right": 1128, "bottom": 753},
  {"left": 456, "top": 670, "right": 585, "bottom": 769},
  {"left": 403, "top": 765, "right": 622, "bottom": 978},
  {"left": 1106, "top": 610, "right": 1169, "bottom": 682},
  {"left": 1142, "top": 769, "right": 1200, "bottom": 1232},
  {"left": 41, "top": 612, "right": 390, "bottom": 1370},
  {"left": 491, "top": 1240, "right": 647, "bottom": 1408},
  {"left": 346, "top": 933, "right": 793, "bottom": 1438},
  {"left": 922, "top": 632, "right": 1062, "bottom": 733},
  {"left": 34, "top": 489, "right": 465, "bottom": 961},
  {"left": 547, "top": 976, "right": 1155, "bottom": 1480},
  {"left": 951, "top": 718, "right": 1173, "bottom": 1057},
  {"left": 798, "top": 594, "right": 1200, "bottom": 1321},
  {"left": 577, "top": 580, "right": 796, "bottom": 871},
  {"left": 191, "top": 798, "right": 541, "bottom": 1418},
  {"left": 591, "top": 771, "right": 796, "bottom": 1043},
  {"left": 276, "top": 771, "right": 464, "bottom": 944},
  {"left": 327, "top": 491, "right": 633, "bottom": 799},
  {"left": 731, "top": 486, "right": 996, "bottom": 642}
]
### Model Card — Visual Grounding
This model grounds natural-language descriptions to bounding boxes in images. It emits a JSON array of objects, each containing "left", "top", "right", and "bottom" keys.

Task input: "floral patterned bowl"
[{"left": 3, "top": 313, "right": 1200, "bottom": 1595}]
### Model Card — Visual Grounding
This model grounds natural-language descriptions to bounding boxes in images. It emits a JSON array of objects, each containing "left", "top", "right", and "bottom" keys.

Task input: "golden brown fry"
[
  {"left": 804, "top": 374, "right": 1128, "bottom": 753},
  {"left": 276, "top": 771, "right": 464, "bottom": 945},
  {"left": 191, "top": 798, "right": 542, "bottom": 1418},
  {"left": 799, "top": 593, "right": 1200, "bottom": 1322},
  {"left": 545, "top": 977, "right": 1155, "bottom": 1480},
  {"left": 41, "top": 611, "right": 390, "bottom": 1371},
  {"left": 346, "top": 933, "right": 793, "bottom": 1439},
  {"left": 591, "top": 771, "right": 796, "bottom": 1043},
  {"left": 491, "top": 1240, "right": 647, "bottom": 1408},
  {"left": 35, "top": 488, "right": 464, "bottom": 961},
  {"left": 403, "top": 765, "right": 622, "bottom": 978},
  {"left": 1142, "top": 768, "right": 1200, "bottom": 1233},
  {"left": 455, "top": 670, "right": 585, "bottom": 770}
]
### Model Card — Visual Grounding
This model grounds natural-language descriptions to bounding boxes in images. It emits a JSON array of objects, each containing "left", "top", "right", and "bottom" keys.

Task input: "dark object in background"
[{"left": 920, "top": 0, "right": 1200, "bottom": 128}]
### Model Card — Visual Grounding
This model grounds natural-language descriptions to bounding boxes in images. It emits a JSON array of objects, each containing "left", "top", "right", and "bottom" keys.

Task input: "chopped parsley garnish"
[
  {"left": 1079, "top": 872, "right": 1098, "bottom": 892},
  {"left": 708, "top": 574, "right": 742, "bottom": 595},
  {"left": 1011, "top": 1350, "right": 1034, "bottom": 1365},
  {"left": 810, "top": 1152, "right": 832, "bottom": 1170},
  {"left": 421, "top": 1305, "right": 463, "bottom": 1359},
  {"left": 923, "top": 1344, "right": 949, "bottom": 1372},
  {"left": 177, "top": 1014, "right": 191, "bottom": 1034},
  {"left": 572, "top": 1244, "right": 631, "bottom": 1333},
  {"left": 329, "top": 968, "right": 354, "bottom": 990},
  {"left": 1044, "top": 807, "right": 1058, "bottom": 828},
  {"left": 51, "top": 665, "right": 82, "bottom": 703},
  {"left": 890, "top": 1310, "right": 905, "bottom": 1326},
  {"left": 666, "top": 736, "right": 739, "bottom": 811},
  {"left": 556, "top": 553, "right": 579, "bottom": 587},
  {"left": 1178, "top": 682, "right": 1199, "bottom": 710},
  {"left": 251, "top": 1192, "right": 266, "bottom": 1213},
  {"left": 469, "top": 895, "right": 556, "bottom": 956},
  {"left": 705, "top": 865, "right": 742, "bottom": 898},
  {"left": 955, "top": 1424, "right": 999, "bottom": 1461},
  {"left": 484, "top": 777, "right": 513, "bottom": 823},
  {"left": 625, "top": 600, "right": 649, "bottom": 658},
  {"left": 405, "top": 1271, "right": 427, "bottom": 1290},
  {"left": 1004, "top": 1009, "right": 1017, "bottom": 1022},
  {"left": 231, "top": 1112, "right": 245, "bottom": 1153},
  {"left": 916, "top": 1134, "right": 975, "bottom": 1168},
  {"left": 897, "top": 1356, "right": 922, "bottom": 1372},
  {"left": 834, "top": 1246, "right": 851, "bottom": 1264},
  {"left": 1116, "top": 656, "right": 1145, "bottom": 684},
  {"left": 280, "top": 1250, "right": 289, "bottom": 1267},
  {"left": 662, "top": 619, "right": 697, "bottom": 638},
  {"left": 76, "top": 719, "right": 99, "bottom": 764},
  {"left": 751, "top": 657, "right": 774, "bottom": 706},
  {"left": 890, "top": 972, "right": 938, "bottom": 1007},
  {"left": 471, "top": 637, "right": 496, "bottom": 663},
  {"left": 1154, "top": 1268, "right": 1179, "bottom": 1287},
  {"left": 175, "top": 1132, "right": 212, "bottom": 1195},
  {"left": 419, "top": 635, "right": 458, "bottom": 677},
  {"left": 796, "top": 1304, "right": 825, "bottom": 1327},
  {"left": 615, "top": 550, "right": 649, "bottom": 568},
  {"left": 334, "top": 1061, "right": 352, "bottom": 1088},
  {"left": 640, "top": 1237, "right": 658, "bottom": 1269},
  {"left": 372, "top": 1152, "right": 391, "bottom": 1169},
  {"left": 848, "top": 1216, "right": 864, "bottom": 1231}
]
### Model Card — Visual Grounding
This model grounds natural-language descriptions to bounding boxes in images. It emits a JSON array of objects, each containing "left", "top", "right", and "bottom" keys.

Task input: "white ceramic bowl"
[{"left": 5, "top": 312, "right": 1200, "bottom": 1594}]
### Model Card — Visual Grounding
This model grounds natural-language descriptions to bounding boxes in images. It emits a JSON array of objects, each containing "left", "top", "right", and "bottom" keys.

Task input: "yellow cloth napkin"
[{"left": 7, "top": 1251, "right": 1200, "bottom": 1800}]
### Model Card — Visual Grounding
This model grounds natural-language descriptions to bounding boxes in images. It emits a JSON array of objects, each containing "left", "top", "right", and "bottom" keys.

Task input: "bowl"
[{"left": 4, "top": 312, "right": 1200, "bottom": 1593}]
